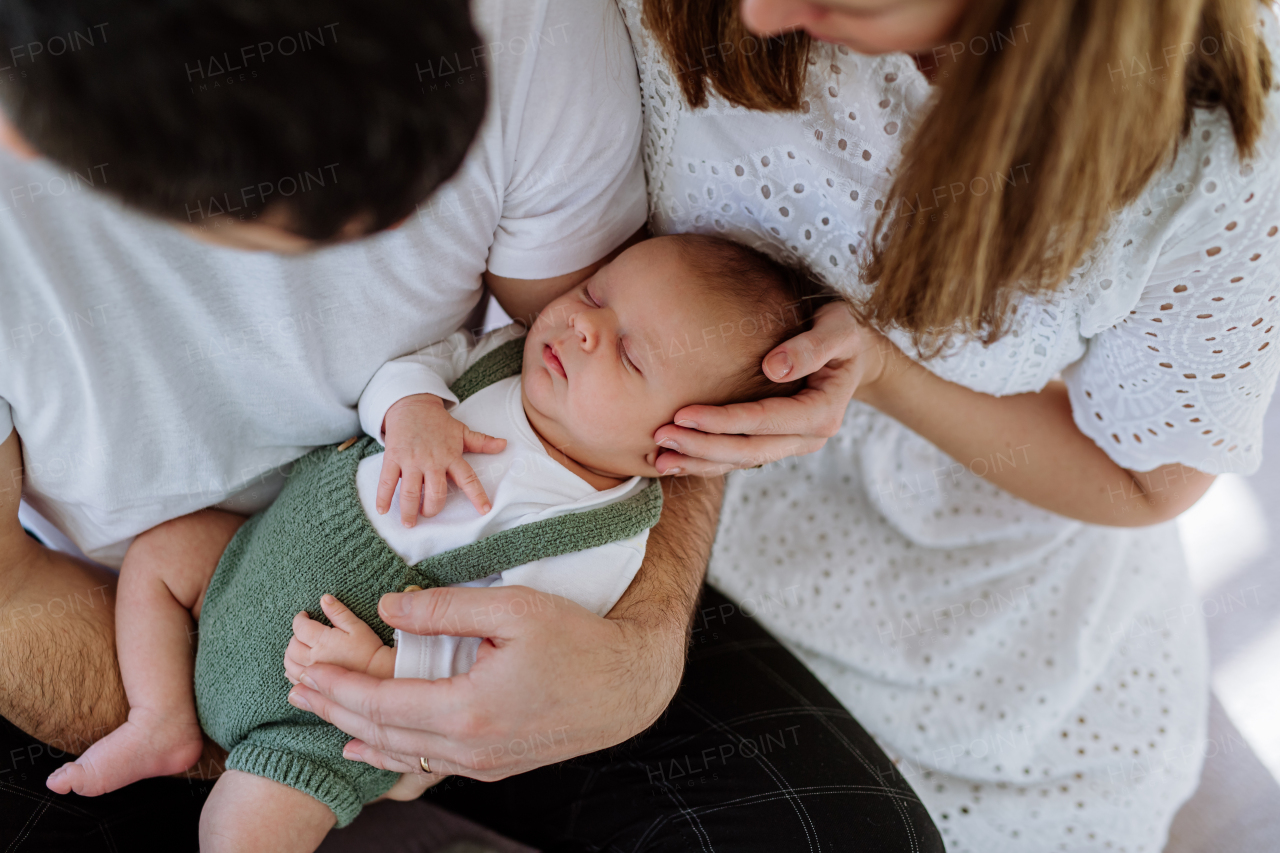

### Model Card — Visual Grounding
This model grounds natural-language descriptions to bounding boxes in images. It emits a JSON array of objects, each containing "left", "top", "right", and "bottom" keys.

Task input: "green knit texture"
[{"left": 193, "top": 334, "right": 662, "bottom": 827}]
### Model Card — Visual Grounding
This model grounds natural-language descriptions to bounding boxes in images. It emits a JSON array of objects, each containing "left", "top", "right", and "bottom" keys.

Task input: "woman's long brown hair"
[{"left": 644, "top": 0, "right": 1274, "bottom": 353}]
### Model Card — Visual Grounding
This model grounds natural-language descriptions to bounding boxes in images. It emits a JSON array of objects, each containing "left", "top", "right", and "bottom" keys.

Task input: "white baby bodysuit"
[{"left": 356, "top": 324, "right": 650, "bottom": 680}]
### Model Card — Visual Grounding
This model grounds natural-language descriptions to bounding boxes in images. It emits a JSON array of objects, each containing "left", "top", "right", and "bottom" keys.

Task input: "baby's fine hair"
[{"left": 670, "top": 234, "right": 843, "bottom": 404}]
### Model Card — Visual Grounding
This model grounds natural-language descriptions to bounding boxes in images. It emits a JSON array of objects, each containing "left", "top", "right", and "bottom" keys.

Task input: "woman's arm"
[
  {"left": 653, "top": 303, "right": 1213, "bottom": 527},
  {"left": 857, "top": 342, "right": 1214, "bottom": 526},
  {"left": 283, "top": 473, "right": 725, "bottom": 779}
]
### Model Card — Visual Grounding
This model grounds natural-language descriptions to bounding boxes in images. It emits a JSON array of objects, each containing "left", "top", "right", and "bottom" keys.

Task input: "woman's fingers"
[
  {"left": 449, "top": 459, "right": 492, "bottom": 515},
  {"left": 763, "top": 329, "right": 821, "bottom": 383},
  {"left": 654, "top": 450, "right": 739, "bottom": 478},
  {"left": 654, "top": 430, "right": 827, "bottom": 474},
  {"left": 661, "top": 388, "right": 846, "bottom": 441},
  {"left": 762, "top": 300, "right": 860, "bottom": 381},
  {"left": 656, "top": 303, "right": 870, "bottom": 461}
]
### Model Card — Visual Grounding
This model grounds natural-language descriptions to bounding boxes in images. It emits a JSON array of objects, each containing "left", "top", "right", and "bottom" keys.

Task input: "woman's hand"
[{"left": 653, "top": 300, "right": 896, "bottom": 476}]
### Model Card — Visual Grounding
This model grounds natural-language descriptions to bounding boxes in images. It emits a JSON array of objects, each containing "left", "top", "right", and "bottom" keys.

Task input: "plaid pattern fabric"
[
  {"left": 0, "top": 586, "right": 942, "bottom": 852},
  {"left": 428, "top": 586, "right": 943, "bottom": 853}
]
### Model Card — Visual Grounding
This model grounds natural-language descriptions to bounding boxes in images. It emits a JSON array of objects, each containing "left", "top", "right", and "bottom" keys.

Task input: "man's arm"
[
  {"left": 283, "top": 473, "right": 727, "bottom": 779},
  {"left": 0, "top": 430, "right": 127, "bottom": 750},
  {"left": 484, "top": 227, "right": 646, "bottom": 328},
  {"left": 603, "top": 474, "right": 724, "bottom": 728},
  {"left": 0, "top": 431, "right": 229, "bottom": 778}
]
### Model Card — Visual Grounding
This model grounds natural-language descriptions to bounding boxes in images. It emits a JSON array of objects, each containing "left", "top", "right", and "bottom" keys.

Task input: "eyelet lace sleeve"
[{"left": 1065, "top": 128, "right": 1280, "bottom": 476}]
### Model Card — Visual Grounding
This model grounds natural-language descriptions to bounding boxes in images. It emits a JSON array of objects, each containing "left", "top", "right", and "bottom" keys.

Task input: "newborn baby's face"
[{"left": 521, "top": 237, "right": 748, "bottom": 479}]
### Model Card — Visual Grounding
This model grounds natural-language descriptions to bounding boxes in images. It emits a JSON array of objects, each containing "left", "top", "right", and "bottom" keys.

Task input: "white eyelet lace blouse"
[{"left": 618, "top": 3, "right": 1280, "bottom": 851}]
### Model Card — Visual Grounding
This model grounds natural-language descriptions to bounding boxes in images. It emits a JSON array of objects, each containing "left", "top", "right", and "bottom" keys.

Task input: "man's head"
[
  {"left": 521, "top": 234, "right": 838, "bottom": 479},
  {"left": 0, "top": 0, "right": 486, "bottom": 250}
]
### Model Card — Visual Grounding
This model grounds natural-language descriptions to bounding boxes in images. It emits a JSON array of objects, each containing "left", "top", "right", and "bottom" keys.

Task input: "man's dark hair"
[
  {"left": 671, "top": 233, "right": 843, "bottom": 405},
  {"left": 0, "top": 0, "right": 486, "bottom": 239}
]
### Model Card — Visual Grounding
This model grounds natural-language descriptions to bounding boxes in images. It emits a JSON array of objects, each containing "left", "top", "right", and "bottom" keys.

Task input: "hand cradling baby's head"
[{"left": 520, "top": 234, "right": 838, "bottom": 478}]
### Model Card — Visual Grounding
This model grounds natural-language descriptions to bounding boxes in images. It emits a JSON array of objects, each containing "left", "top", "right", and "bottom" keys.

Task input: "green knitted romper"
[{"left": 193, "top": 337, "right": 663, "bottom": 826}]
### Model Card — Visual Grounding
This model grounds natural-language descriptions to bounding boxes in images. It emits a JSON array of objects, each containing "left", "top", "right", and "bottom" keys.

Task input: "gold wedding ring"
[{"left": 419, "top": 756, "right": 432, "bottom": 774}]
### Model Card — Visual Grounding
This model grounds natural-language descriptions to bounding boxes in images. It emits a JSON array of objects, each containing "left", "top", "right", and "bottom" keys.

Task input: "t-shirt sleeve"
[
  {"left": 357, "top": 324, "right": 526, "bottom": 442},
  {"left": 392, "top": 531, "right": 648, "bottom": 680},
  {"left": 1064, "top": 156, "right": 1280, "bottom": 476},
  {"left": 357, "top": 331, "right": 477, "bottom": 441},
  {"left": 484, "top": 0, "right": 646, "bottom": 280},
  {"left": 0, "top": 398, "right": 11, "bottom": 445}
]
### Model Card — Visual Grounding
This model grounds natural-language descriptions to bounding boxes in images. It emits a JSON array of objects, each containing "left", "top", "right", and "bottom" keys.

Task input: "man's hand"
[
  {"left": 284, "top": 474, "right": 724, "bottom": 781},
  {"left": 378, "top": 394, "right": 507, "bottom": 526},
  {"left": 286, "top": 586, "right": 658, "bottom": 779}
]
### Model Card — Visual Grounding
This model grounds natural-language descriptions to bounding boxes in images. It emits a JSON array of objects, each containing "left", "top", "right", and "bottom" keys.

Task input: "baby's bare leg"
[
  {"left": 46, "top": 510, "right": 246, "bottom": 796},
  {"left": 201, "top": 770, "right": 336, "bottom": 853}
]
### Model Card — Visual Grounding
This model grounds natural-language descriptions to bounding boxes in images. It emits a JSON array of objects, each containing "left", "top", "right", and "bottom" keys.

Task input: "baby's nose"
[{"left": 572, "top": 312, "right": 601, "bottom": 351}]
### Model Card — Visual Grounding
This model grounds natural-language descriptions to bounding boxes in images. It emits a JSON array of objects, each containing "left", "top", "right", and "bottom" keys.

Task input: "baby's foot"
[{"left": 46, "top": 707, "right": 204, "bottom": 797}]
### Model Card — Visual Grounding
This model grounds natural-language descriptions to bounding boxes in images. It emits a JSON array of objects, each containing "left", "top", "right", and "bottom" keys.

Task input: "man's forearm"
[
  {"left": 0, "top": 541, "right": 128, "bottom": 750},
  {"left": 606, "top": 474, "right": 725, "bottom": 718}
]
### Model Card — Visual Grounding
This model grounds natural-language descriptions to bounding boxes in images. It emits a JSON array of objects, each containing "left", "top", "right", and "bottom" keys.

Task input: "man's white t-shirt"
[
  {"left": 353, "top": 325, "right": 649, "bottom": 680},
  {"left": 0, "top": 0, "right": 645, "bottom": 566}
]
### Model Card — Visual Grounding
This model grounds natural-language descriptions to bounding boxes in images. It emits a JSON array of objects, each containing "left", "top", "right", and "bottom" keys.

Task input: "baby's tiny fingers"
[
  {"left": 285, "top": 638, "right": 312, "bottom": 675},
  {"left": 399, "top": 471, "right": 424, "bottom": 528},
  {"left": 291, "top": 610, "right": 326, "bottom": 646},
  {"left": 419, "top": 469, "right": 450, "bottom": 518},
  {"left": 320, "top": 594, "right": 374, "bottom": 639},
  {"left": 450, "top": 460, "right": 492, "bottom": 515},
  {"left": 376, "top": 460, "right": 402, "bottom": 515},
  {"left": 463, "top": 428, "right": 507, "bottom": 455}
]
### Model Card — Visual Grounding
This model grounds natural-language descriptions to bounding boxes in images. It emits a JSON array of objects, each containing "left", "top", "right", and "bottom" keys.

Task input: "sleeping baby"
[{"left": 45, "top": 233, "right": 835, "bottom": 853}]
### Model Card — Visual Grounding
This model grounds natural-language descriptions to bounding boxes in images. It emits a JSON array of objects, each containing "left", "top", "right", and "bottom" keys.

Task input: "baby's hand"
[
  {"left": 285, "top": 594, "right": 395, "bottom": 681},
  {"left": 380, "top": 394, "right": 507, "bottom": 526}
]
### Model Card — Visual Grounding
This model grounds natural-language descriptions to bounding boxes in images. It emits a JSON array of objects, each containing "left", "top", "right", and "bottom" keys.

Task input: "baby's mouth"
[{"left": 542, "top": 343, "right": 566, "bottom": 379}]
